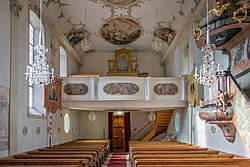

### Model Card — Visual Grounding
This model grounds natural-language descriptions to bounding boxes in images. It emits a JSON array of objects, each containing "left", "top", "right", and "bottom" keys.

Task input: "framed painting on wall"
[{"left": 44, "top": 77, "right": 62, "bottom": 113}]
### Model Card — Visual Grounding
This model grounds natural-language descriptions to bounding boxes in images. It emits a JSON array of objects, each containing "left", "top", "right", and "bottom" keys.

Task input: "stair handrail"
[{"left": 130, "top": 121, "right": 154, "bottom": 141}]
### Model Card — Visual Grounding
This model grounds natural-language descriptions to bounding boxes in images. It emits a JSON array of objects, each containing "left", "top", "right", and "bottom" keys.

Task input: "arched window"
[
  {"left": 28, "top": 9, "right": 46, "bottom": 117},
  {"left": 60, "top": 46, "right": 67, "bottom": 77}
]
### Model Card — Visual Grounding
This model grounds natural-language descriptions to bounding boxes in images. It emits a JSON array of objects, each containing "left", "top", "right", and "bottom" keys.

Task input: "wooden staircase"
[
  {"left": 155, "top": 110, "right": 173, "bottom": 136},
  {"left": 142, "top": 110, "right": 174, "bottom": 141}
]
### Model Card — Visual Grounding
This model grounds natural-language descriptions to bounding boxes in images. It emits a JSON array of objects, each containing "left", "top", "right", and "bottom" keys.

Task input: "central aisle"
[{"left": 107, "top": 150, "right": 126, "bottom": 167}]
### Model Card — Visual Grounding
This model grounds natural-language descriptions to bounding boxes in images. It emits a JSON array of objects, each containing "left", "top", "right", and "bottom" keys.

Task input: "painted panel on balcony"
[
  {"left": 64, "top": 83, "right": 88, "bottom": 95},
  {"left": 62, "top": 78, "right": 95, "bottom": 100},
  {"left": 103, "top": 83, "right": 139, "bottom": 95},
  {"left": 154, "top": 84, "right": 178, "bottom": 95}
]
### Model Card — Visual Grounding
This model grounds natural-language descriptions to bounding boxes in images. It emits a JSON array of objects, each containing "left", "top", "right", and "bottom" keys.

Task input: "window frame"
[{"left": 28, "top": 9, "right": 47, "bottom": 118}]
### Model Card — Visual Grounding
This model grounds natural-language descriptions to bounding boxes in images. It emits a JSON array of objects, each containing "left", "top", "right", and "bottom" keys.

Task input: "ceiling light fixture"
[
  {"left": 25, "top": 0, "right": 54, "bottom": 86},
  {"left": 194, "top": 0, "right": 224, "bottom": 87},
  {"left": 81, "top": 8, "right": 92, "bottom": 51},
  {"left": 152, "top": 8, "right": 163, "bottom": 52},
  {"left": 88, "top": 110, "right": 96, "bottom": 121},
  {"left": 148, "top": 111, "right": 156, "bottom": 121}
]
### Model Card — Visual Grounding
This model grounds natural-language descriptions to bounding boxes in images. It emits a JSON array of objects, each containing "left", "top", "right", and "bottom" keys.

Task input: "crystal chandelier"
[
  {"left": 152, "top": 8, "right": 163, "bottom": 52},
  {"left": 25, "top": 0, "right": 54, "bottom": 86},
  {"left": 152, "top": 33, "right": 163, "bottom": 52},
  {"left": 194, "top": 0, "right": 224, "bottom": 87},
  {"left": 81, "top": 33, "right": 91, "bottom": 51},
  {"left": 88, "top": 111, "right": 96, "bottom": 121},
  {"left": 81, "top": 8, "right": 91, "bottom": 51},
  {"left": 148, "top": 111, "right": 156, "bottom": 121}
]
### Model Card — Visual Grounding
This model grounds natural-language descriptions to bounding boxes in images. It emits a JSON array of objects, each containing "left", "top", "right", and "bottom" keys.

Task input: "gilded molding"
[{"left": 9, "top": 0, "right": 23, "bottom": 17}]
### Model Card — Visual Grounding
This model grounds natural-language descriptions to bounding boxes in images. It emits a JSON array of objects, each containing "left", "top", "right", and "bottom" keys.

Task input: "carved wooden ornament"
[{"left": 44, "top": 77, "right": 62, "bottom": 113}]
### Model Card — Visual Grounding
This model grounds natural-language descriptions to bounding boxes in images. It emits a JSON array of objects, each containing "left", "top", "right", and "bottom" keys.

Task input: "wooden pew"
[
  {"left": 0, "top": 158, "right": 87, "bottom": 167},
  {"left": 42, "top": 147, "right": 104, "bottom": 165},
  {"left": 28, "top": 150, "right": 99, "bottom": 167},
  {"left": 13, "top": 153, "right": 94, "bottom": 167},
  {"left": 0, "top": 139, "right": 110, "bottom": 167},
  {"left": 129, "top": 141, "right": 250, "bottom": 167}
]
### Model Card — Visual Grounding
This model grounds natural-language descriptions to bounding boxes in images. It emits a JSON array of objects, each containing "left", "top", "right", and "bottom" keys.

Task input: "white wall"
[
  {"left": 79, "top": 111, "right": 108, "bottom": 139},
  {"left": 52, "top": 108, "right": 80, "bottom": 145},
  {"left": 0, "top": 0, "right": 81, "bottom": 157},
  {"left": 0, "top": 0, "right": 10, "bottom": 158},
  {"left": 0, "top": 0, "right": 10, "bottom": 88},
  {"left": 80, "top": 51, "right": 164, "bottom": 77},
  {"left": 131, "top": 111, "right": 150, "bottom": 136},
  {"left": 167, "top": 107, "right": 249, "bottom": 157},
  {"left": 79, "top": 111, "right": 151, "bottom": 139},
  {"left": 167, "top": 108, "right": 192, "bottom": 144}
]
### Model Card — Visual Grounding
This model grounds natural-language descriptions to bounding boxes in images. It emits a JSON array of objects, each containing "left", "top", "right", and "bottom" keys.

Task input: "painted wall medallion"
[
  {"left": 100, "top": 16, "right": 143, "bottom": 45},
  {"left": 22, "top": 126, "right": 28, "bottom": 135},
  {"left": 0, "top": 85, "right": 9, "bottom": 151},
  {"left": 154, "top": 84, "right": 178, "bottom": 95},
  {"left": 210, "top": 125, "right": 216, "bottom": 133},
  {"left": 36, "top": 127, "right": 41, "bottom": 135},
  {"left": 64, "top": 83, "right": 89, "bottom": 95},
  {"left": 103, "top": 83, "right": 139, "bottom": 95}
]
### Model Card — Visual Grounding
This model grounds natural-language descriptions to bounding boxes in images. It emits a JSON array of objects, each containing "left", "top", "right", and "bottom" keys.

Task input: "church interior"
[{"left": 0, "top": 0, "right": 250, "bottom": 166}]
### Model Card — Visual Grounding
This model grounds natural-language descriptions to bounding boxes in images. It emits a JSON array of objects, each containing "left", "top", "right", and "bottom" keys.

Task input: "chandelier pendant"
[
  {"left": 194, "top": 0, "right": 225, "bottom": 87},
  {"left": 88, "top": 111, "right": 96, "bottom": 121},
  {"left": 152, "top": 35, "right": 163, "bottom": 52},
  {"left": 81, "top": 33, "right": 92, "bottom": 51},
  {"left": 148, "top": 111, "right": 156, "bottom": 121},
  {"left": 25, "top": 0, "right": 54, "bottom": 86},
  {"left": 25, "top": 44, "right": 55, "bottom": 86}
]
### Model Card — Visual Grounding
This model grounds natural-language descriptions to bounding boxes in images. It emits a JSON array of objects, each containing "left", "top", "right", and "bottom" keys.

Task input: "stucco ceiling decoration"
[
  {"left": 103, "top": 0, "right": 140, "bottom": 8},
  {"left": 45, "top": 0, "right": 202, "bottom": 53},
  {"left": 89, "top": 0, "right": 149, "bottom": 15},
  {"left": 100, "top": 15, "right": 143, "bottom": 45}
]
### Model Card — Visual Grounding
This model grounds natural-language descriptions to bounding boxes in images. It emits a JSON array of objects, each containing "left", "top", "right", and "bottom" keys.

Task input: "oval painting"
[
  {"left": 64, "top": 83, "right": 88, "bottom": 95},
  {"left": 100, "top": 16, "right": 143, "bottom": 45},
  {"left": 103, "top": 83, "right": 139, "bottom": 95},
  {"left": 154, "top": 84, "right": 178, "bottom": 95}
]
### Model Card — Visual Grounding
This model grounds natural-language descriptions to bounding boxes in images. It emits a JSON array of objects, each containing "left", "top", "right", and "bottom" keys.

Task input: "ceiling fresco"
[
  {"left": 45, "top": 0, "right": 201, "bottom": 53},
  {"left": 100, "top": 16, "right": 143, "bottom": 45}
]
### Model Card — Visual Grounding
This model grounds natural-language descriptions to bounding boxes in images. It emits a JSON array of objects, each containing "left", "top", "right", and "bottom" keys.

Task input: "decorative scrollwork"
[
  {"left": 193, "top": 25, "right": 202, "bottom": 40},
  {"left": 9, "top": 0, "right": 23, "bottom": 17},
  {"left": 209, "top": 1, "right": 230, "bottom": 17},
  {"left": 232, "top": 0, "right": 250, "bottom": 23}
]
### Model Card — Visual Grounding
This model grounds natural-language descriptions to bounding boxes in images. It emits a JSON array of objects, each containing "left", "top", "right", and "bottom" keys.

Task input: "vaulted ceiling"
[{"left": 45, "top": 0, "right": 202, "bottom": 56}]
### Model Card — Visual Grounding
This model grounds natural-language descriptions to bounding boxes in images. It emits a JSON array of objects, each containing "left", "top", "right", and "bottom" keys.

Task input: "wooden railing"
[{"left": 130, "top": 121, "right": 154, "bottom": 141}]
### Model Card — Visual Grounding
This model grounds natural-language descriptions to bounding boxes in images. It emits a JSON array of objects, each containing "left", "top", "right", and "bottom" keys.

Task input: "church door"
[{"left": 113, "top": 115, "right": 124, "bottom": 150}]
